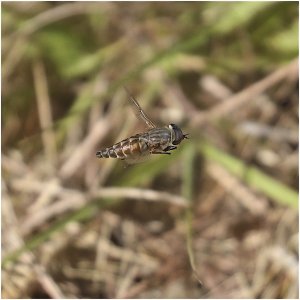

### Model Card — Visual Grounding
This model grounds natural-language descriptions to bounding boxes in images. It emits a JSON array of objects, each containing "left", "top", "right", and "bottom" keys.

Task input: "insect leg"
[
  {"left": 163, "top": 146, "right": 177, "bottom": 151},
  {"left": 151, "top": 150, "right": 171, "bottom": 155}
]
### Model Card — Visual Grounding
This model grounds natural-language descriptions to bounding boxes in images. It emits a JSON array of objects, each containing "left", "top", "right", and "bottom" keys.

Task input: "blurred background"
[{"left": 2, "top": 2, "right": 298, "bottom": 298}]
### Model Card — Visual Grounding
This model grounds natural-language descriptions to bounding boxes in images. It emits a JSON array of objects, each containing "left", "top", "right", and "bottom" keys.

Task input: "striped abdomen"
[
  {"left": 96, "top": 134, "right": 150, "bottom": 159},
  {"left": 96, "top": 127, "right": 172, "bottom": 160}
]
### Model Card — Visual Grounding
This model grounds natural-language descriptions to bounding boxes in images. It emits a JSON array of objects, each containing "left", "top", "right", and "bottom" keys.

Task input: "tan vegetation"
[{"left": 2, "top": 2, "right": 298, "bottom": 298}]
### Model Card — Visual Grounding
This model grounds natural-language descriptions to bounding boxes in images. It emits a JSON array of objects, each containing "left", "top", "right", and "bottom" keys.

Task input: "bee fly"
[{"left": 96, "top": 87, "right": 188, "bottom": 164}]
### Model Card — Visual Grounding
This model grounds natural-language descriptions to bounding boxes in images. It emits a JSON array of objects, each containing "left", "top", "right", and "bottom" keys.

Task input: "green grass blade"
[
  {"left": 182, "top": 143, "right": 203, "bottom": 284},
  {"left": 201, "top": 142, "right": 298, "bottom": 208}
]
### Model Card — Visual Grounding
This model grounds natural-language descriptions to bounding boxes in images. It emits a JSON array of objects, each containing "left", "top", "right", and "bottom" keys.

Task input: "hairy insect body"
[{"left": 96, "top": 127, "right": 172, "bottom": 160}]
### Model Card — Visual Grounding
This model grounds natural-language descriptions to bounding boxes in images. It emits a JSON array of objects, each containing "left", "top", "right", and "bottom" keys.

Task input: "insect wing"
[
  {"left": 123, "top": 153, "right": 152, "bottom": 166},
  {"left": 124, "top": 86, "right": 156, "bottom": 129}
]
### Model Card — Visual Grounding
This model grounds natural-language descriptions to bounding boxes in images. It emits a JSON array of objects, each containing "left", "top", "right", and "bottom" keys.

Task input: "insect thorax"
[{"left": 147, "top": 127, "right": 172, "bottom": 149}]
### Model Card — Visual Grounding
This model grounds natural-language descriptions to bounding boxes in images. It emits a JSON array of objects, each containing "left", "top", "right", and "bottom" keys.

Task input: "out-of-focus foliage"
[
  {"left": 2, "top": 2, "right": 298, "bottom": 299},
  {"left": 3, "top": 2, "right": 298, "bottom": 148}
]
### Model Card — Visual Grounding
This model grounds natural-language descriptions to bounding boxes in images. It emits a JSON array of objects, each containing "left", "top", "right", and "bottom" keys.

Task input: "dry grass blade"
[
  {"left": 14, "top": 3, "right": 104, "bottom": 38},
  {"left": 2, "top": 183, "right": 65, "bottom": 298},
  {"left": 192, "top": 58, "right": 298, "bottom": 127},
  {"left": 201, "top": 142, "right": 298, "bottom": 208},
  {"left": 2, "top": 2, "right": 298, "bottom": 298},
  {"left": 91, "top": 187, "right": 188, "bottom": 207},
  {"left": 58, "top": 118, "right": 112, "bottom": 180},
  {"left": 3, "top": 3, "right": 109, "bottom": 81},
  {"left": 33, "top": 60, "right": 57, "bottom": 166},
  {"left": 9, "top": 173, "right": 187, "bottom": 236},
  {"left": 34, "top": 264, "right": 65, "bottom": 299},
  {"left": 207, "top": 162, "right": 267, "bottom": 215}
]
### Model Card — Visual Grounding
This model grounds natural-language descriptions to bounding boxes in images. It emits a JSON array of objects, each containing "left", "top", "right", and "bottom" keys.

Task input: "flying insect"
[{"left": 96, "top": 88, "right": 188, "bottom": 164}]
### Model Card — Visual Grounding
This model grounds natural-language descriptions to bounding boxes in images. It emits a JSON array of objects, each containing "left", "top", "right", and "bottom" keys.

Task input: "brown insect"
[{"left": 96, "top": 87, "right": 188, "bottom": 164}]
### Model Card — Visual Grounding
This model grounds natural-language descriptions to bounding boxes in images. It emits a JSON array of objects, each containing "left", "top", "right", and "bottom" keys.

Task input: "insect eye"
[{"left": 172, "top": 126, "right": 182, "bottom": 145}]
